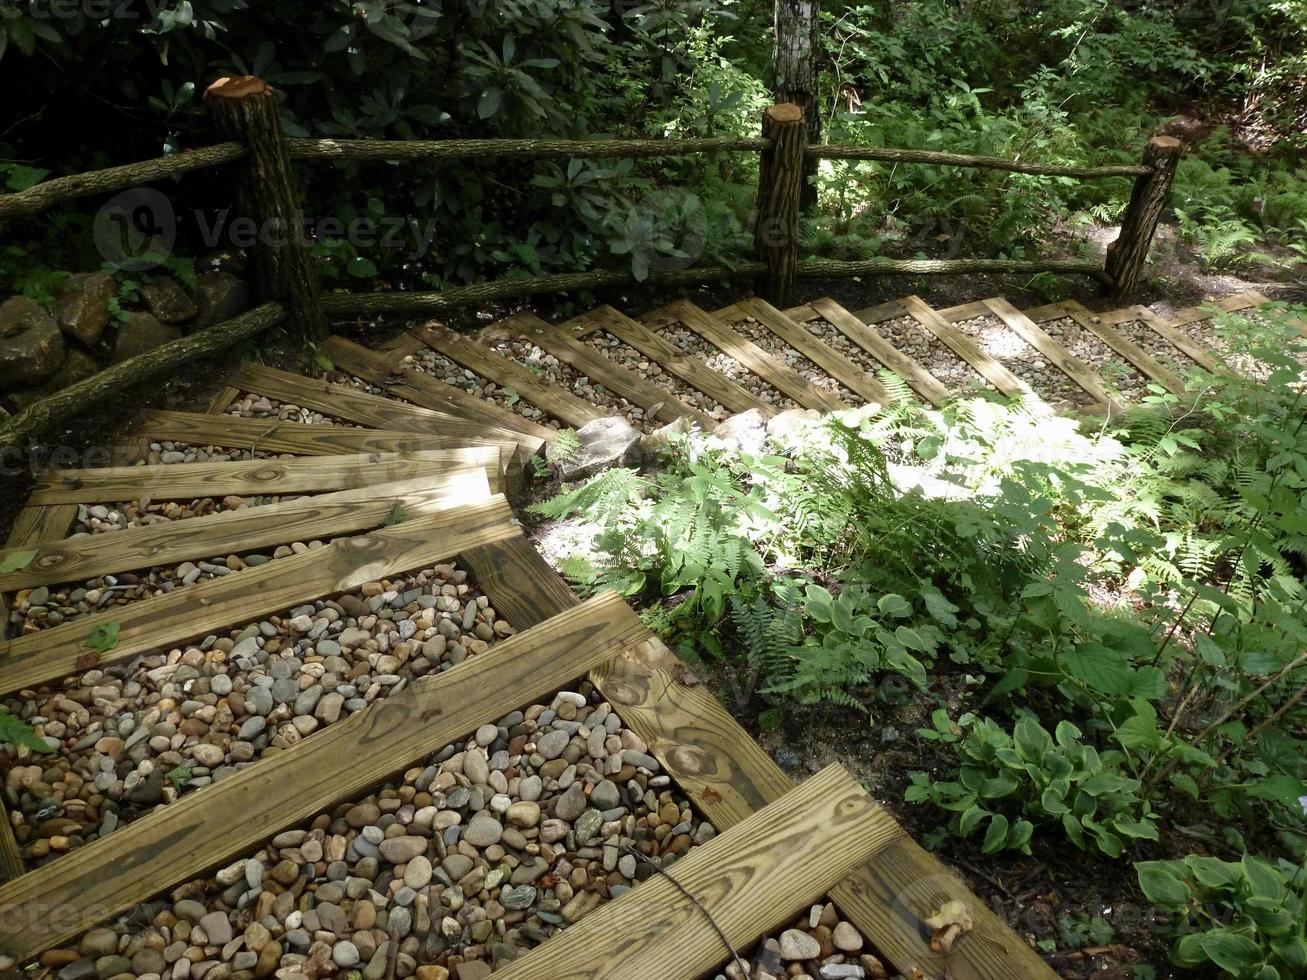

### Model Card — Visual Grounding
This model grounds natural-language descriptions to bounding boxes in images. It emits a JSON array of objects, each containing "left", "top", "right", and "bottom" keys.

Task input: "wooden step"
[
  {"left": 494, "top": 765, "right": 890, "bottom": 980},
  {"left": 0, "top": 592, "right": 650, "bottom": 966},
  {"left": 948, "top": 297, "right": 1123, "bottom": 414},
  {"left": 901, "top": 296, "right": 1029, "bottom": 398},
  {"left": 484, "top": 312, "right": 715, "bottom": 429},
  {"left": 653, "top": 299, "right": 846, "bottom": 412},
  {"left": 566, "top": 305, "right": 771, "bottom": 417},
  {"left": 409, "top": 322, "right": 609, "bottom": 429},
  {"left": 26, "top": 451, "right": 499, "bottom": 506},
  {"left": 0, "top": 471, "right": 493, "bottom": 592},
  {"left": 0, "top": 497, "right": 521, "bottom": 696},
  {"left": 809, "top": 298, "right": 951, "bottom": 406},
  {"left": 1052, "top": 301, "right": 1187, "bottom": 396},
  {"left": 227, "top": 363, "right": 533, "bottom": 465},
  {"left": 492, "top": 535, "right": 1058, "bottom": 980},
  {"left": 322, "top": 335, "right": 554, "bottom": 446},
  {"left": 716, "top": 297, "right": 893, "bottom": 406},
  {"left": 135, "top": 410, "right": 503, "bottom": 459},
  {"left": 1100, "top": 305, "right": 1222, "bottom": 373}
]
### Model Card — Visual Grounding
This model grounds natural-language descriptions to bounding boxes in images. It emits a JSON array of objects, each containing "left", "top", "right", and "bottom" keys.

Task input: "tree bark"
[
  {"left": 773, "top": 0, "right": 822, "bottom": 208},
  {"left": 0, "top": 304, "right": 285, "bottom": 451},
  {"left": 754, "top": 104, "right": 807, "bottom": 307},
  {"left": 1105, "top": 135, "right": 1185, "bottom": 301},
  {"left": 807, "top": 144, "right": 1150, "bottom": 179},
  {"left": 205, "top": 77, "right": 327, "bottom": 338},
  {"left": 287, "top": 137, "right": 768, "bottom": 162}
]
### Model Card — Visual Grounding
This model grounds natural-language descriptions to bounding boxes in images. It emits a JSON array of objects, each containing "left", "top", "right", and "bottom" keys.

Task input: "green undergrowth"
[{"left": 533, "top": 302, "right": 1307, "bottom": 977}]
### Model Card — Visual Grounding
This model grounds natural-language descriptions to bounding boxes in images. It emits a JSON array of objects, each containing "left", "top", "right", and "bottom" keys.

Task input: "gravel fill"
[
  {"left": 23, "top": 686, "right": 716, "bottom": 980},
  {"left": 872, "top": 315, "right": 993, "bottom": 394},
  {"left": 707, "top": 901, "right": 886, "bottom": 979},
  {"left": 403, "top": 350, "right": 564, "bottom": 430},
  {"left": 727, "top": 316, "right": 859, "bottom": 405},
  {"left": 71, "top": 495, "right": 298, "bottom": 537},
  {"left": 482, "top": 335, "right": 658, "bottom": 433},
  {"left": 1110, "top": 319, "right": 1202, "bottom": 376},
  {"left": 4, "top": 562, "right": 515, "bottom": 868},
  {"left": 951, "top": 314, "right": 1096, "bottom": 407},
  {"left": 658, "top": 322, "right": 800, "bottom": 411},
  {"left": 582, "top": 330, "right": 730, "bottom": 421},
  {"left": 1040, "top": 317, "right": 1152, "bottom": 401}
]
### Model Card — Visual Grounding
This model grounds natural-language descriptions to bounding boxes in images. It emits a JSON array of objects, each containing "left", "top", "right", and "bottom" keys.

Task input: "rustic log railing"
[{"left": 0, "top": 76, "right": 1180, "bottom": 443}]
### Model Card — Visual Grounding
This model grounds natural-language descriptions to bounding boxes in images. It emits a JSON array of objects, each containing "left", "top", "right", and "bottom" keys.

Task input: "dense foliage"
[
  {"left": 535, "top": 302, "right": 1307, "bottom": 975},
  {"left": 1, "top": 0, "right": 1303, "bottom": 294}
]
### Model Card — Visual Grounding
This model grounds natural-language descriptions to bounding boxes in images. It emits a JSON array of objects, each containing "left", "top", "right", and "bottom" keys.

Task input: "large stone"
[
  {"left": 765, "top": 407, "right": 822, "bottom": 446},
  {"left": 54, "top": 272, "right": 117, "bottom": 346},
  {"left": 556, "top": 416, "right": 642, "bottom": 479},
  {"left": 708, "top": 409, "right": 767, "bottom": 456},
  {"left": 139, "top": 278, "right": 198, "bottom": 323},
  {"left": 0, "top": 296, "right": 65, "bottom": 390},
  {"left": 8, "top": 349, "right": 99, "bottom": 410},
  {"left": 189, "top": 271, "right": 251, "bottom": 331},
  {"left": 111, "top": 311, "right": 181, "bottom": 363}
]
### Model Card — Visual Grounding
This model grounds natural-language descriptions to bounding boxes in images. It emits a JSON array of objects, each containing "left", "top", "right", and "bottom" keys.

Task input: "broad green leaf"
[
  {"left": 1136, "top": 862, "right": 1192, "bottom": 908},
  {"left": 85, "top": 622, "right": 121, "bottom": 654},
  {"left": 0, "top": 549, "right": 38, "bottom": 574}
]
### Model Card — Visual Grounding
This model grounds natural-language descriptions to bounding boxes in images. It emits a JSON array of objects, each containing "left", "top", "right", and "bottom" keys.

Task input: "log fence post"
[
  {"left": 1105, "top": 135, "right": 1184, "bottom": 302},
  {"left": 204, "top": 76, "right": 327, "bottom": 338},
  {"left": 753, "top": 103, "right": 806, "bottom": 308}
]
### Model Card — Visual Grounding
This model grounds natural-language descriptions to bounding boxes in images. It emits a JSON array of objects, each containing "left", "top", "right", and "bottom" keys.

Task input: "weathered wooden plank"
[
  {"left": 230, "top": 363, "right": 531, "bottom": 463},
  {"left": 136, "top": 411, "right": 501, "bottom": 459},
  {"left": 730, "top": 297, "right": 893, "bottom": 406},
  {"left": 982, "top": 298, "right": 1124, "bottom": 413},
  {"left": 1160, "top": 291, "right": 1264, "bottom": 328},
  {"left": 321, "top": 335, "right": 554, "bottom": 445},
  {"left": 901, "top": 296, "right": 1029, "bottom": 397},
  {"left": 409, "top": 323, "right": 608, "bottom": 428},
  {"left": 457, "top": 535, "right": 578, "bottom": 629},
  {"left": 0, "top": 470, "right": 493, "bottom": 592},
  {"left": 1021, "top": 301, "right": 1067, "bottom": 324},
  {"left": 493, "top": 765, "right": 891, "bottom": 980},
  {"left": 4, "top": 504, "right": 75, "bottom": 547},
  {"left": 0, "top": 516, "right": 43, "bottom": 879},
  {"left": 809, "top": 298, "right": 951, "bottom": 406},
  {"left": 0, "top": 499, "right": 520, "bottom": 697},
  {"left": 591, "top": 637, "right": 1058, "bottom": 980},
  {"left": 1132, "top": 307, "right": 1223, "bottom": 372},
  {"left": 936, "top": 299, "right": 991, "bottom": 321},
  {"left": 29, "top": 451, "right": 500, "bottom": 504},
  {"left": 781, "top": 301, "right": 820, "bottom": 323},
  {"left": 850, "top": 298, "right": 908, "bottom": 324},
  {"left": 492, "top": 313, "right": 715, "bottom": 429},
  {"left": 660, "top": 299, "right": 846, "bottom": 412},
  {"left": 568, "top": 306, "right": 771, "bottom": 416},
  {"left": 1059, "top": 301, "right": 1186, "bottom": 395},
  {"left": 0, "top": 592, "right": 650, "bottom": 965}
]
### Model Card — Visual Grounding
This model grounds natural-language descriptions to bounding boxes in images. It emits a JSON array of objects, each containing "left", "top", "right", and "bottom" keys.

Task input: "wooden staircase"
[
  {"left": 316, "top": 290, "right": 1281, "bottom": 445},
  {"left": 0, "top": 299, "right": 1096, "bottom": 980}
]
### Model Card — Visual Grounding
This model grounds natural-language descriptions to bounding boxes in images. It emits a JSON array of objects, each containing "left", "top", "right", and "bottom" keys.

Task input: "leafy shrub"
[
  {"left": 1137, "top": 854, "right": 1307, "bottom": 978},
  {"left": 907, "top": 712, "right": 1159, "bottom": 858}
]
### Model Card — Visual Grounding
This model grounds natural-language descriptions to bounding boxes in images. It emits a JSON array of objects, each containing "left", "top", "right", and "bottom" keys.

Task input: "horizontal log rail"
[
  {"left": 807, "top": 143, "right": 1151, "bottom": 179},
  {"left": 285, "top": 136, "right": 769, "bottom": 162},
  {"left": 319, "top": 255, "right": 1106, "bottom": 318},
  {"left": 0, "top": 142, "right": 246, "bottom": 221}
]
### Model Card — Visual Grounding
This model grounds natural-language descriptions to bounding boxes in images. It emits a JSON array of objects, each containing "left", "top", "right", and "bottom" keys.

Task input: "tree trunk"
[
  {"left": 754, "top": 103, "right": 807, "bottom": 307},
  {"left": 773, "top": 0, "right": 821, "bottom": 209},
  {"left": 205, "top": 76, "right": 327, "bottom": 338},
  {"left": 1105, "top": 135, "right": 1184, "bottom": 302}
]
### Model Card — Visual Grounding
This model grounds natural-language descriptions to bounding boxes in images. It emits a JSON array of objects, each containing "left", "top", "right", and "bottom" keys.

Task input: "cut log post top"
[
  {"left": 203, "top": 75, "right": 274, "bottom": 102},
  {"left": 754, "top": 103, "right": 807, "bottom": 308}
]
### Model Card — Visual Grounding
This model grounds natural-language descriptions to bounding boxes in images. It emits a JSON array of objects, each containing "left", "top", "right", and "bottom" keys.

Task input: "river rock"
[
  {"left": 0, "top": 296, "right": 65, "bottom": 389},
  {"left": 111, "top": 311, "right": 181, "bottom": 363},
  {"left": 54, "top": 271, "right": 116, "bottom": 346}
]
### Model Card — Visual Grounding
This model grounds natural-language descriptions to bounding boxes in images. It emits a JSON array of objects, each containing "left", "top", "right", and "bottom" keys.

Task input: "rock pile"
[
  {"left": 584, "top": 330, "right": 731, "bottom": 421},
  {"left": 1040, "top": 316, "right": 1150, "bottom": 401},
  {"left": 950, "top": 313, "right": 1094, "bottom": 407},
  {"left": 404, "top": 351, "right": 561, "bottom": 428},
  {"left": 729, "top": 316, "right": 857, "bottom": 404},
  {"left": 0, "top": 268, "right": 250, "bottom": 410},
  {"left": 873, "top": 315, "right": 993, "bottom": 394},
  {"left": 661, "top": 322, "right": 800, "bottom": 411}
]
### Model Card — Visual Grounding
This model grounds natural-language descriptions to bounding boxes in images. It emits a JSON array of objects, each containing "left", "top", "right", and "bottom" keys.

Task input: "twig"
[
  {"left": 618, "top": 844, "right": 749, "bottom": 976},
  {"left": 248, "top": 424, "right": 279, "bottom": 458}
]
